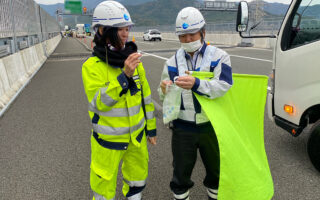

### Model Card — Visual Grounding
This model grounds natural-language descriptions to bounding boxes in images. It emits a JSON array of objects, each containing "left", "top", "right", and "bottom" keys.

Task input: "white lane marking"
[
  {"left": 47, "top": 58, "right": 87, "bottom": 62},
  {"left": 138, "top": 41, "right": 155, "bottom": 45},
  {"left": 140, "top": 51, "right": 169, "bottom": 61},
  {"left": 230, "top": 54, "right": 272, "bottom": 63},
  {"left": 235, "top": 47, "right": 273, "bottom": 51},
  {"left": 142, "top": 51, "right": 272, "bottom": 63}
]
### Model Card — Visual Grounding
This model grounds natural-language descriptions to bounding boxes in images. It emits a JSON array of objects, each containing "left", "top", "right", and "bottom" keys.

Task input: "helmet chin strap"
[{"left": 200, "top": 28, "right": 205, "bottom": 43}]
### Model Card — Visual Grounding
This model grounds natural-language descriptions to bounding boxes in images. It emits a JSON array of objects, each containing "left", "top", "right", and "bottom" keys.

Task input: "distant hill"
[
  {"left": 263, "top": 2, "right": 290, "bottom": 16},
  {"left": 40, "top": 0, "right": 319, "bottom": 29},
  {"left": 39, "top": 3, "right": 64, "bottom": 17},
  {"left": 300, "top": 4, "right": 320, "bottom": 19},
  {"left": 126, "top": 0, "right": 237, "bottom": 26},
  {"left": 39, "top": 0, "right": 155, "bottom": 17},
  {"left": 127, "top": 0, "right": 197, "bottom": 26}
]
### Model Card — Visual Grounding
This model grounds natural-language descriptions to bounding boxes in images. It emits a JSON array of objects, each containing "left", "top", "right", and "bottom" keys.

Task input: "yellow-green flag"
[{"left": 192, "top": 72, "right": 274, "bottom": 200}]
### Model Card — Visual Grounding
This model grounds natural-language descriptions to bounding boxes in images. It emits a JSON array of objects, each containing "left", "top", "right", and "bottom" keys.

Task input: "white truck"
[
  {"left": 236, "top": 0, "right": 320, "bottom": 172},
  {"left": 76, "top": 24, "right": 86, "bottom": 38}
]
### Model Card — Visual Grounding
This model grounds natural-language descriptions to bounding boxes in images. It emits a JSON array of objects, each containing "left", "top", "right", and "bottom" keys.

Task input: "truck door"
[{"left": 274, "top": 0, "right": 320, "bottom": 126}]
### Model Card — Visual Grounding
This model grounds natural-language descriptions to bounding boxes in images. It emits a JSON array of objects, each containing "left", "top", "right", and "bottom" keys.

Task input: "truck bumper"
[
  {"left": 267, "top": 93, "right": 274, "bottom": 122},
  {"left": 274, "top": 116, "right": 303, "bottom": 137},
  {"left": 267, "top": 92, "right": 303, "bottom": 137}
]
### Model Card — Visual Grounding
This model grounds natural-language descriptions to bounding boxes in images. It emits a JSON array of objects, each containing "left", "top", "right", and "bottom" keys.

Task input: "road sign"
[
  {"left": 64, "top": 0, "right": 82, "bottom": 14},
  {"left": 84, "top": 24, "right": 90, "bottom": 33}
]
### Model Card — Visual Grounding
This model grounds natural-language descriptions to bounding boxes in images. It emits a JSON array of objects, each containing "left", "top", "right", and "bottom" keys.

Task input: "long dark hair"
[{"left": 93, "top": 26, "right": 123, "bottom": 49}]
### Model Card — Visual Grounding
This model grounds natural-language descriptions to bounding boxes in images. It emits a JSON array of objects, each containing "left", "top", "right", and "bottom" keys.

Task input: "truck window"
[{"left": 286, "top": 0, "right": 320, "bottom": 49}]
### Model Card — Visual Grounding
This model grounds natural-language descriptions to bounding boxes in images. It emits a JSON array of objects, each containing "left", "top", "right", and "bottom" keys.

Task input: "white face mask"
[{"left": 181, "top": 39, "right": 202, "bottom": 53}]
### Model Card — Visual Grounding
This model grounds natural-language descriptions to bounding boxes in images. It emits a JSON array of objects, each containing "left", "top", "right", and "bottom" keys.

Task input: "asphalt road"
[{"left": 0, "top": 37, "right": 319, "bottom": 200}]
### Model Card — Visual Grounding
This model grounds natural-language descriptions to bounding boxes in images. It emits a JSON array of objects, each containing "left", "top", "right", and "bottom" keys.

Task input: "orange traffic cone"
[{"left": 132, "top": 36, "right": 135, "bottom": 43}]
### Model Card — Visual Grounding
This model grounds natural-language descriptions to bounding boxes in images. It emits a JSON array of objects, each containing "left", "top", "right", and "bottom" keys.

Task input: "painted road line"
[
  {"left": 140, "top": 51, "right": 169, "bottom": 61},
  {"left": 47, "top": 58, "right": 88, "bottom": 62},
  {"left": 137, "top": 41, "right": 156, "bottom": 45},
  {"left": 230, "top": 54, "right": 272, "bottom": 63},
  {"left": 142, "top": 51, "right": 272, "bottom": 63},
  {"left": 235, "top": 47, "right": 273, "bottom": 51}
]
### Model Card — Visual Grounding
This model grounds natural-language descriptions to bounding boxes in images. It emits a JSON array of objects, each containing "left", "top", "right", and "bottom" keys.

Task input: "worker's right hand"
[
  {"left": 160, "top": 80, "right": 173, "bottom": 94},
  {"left": 124, "top": 53, "right": 141, "bottom": 77},
  {"left": 148, "top": 136, "right": 157, "bottom": 145}
]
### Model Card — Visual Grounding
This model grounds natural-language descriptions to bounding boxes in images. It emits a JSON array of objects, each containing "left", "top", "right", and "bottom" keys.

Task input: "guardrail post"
[{"left": 9, "top": 0, "right": 17, "bottom": 53}]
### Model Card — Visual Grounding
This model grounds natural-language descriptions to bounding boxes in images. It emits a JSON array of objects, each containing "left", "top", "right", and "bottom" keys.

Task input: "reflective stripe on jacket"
[{"left": 82, "top": 56, "right": 156, "bottom": 149}]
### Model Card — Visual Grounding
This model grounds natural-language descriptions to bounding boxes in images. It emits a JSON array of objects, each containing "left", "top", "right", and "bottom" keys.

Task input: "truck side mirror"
[
  {"left": 236, "top": 1, "right": 249, "bottom": 32},
  {"left": 292, "top": 13, "right": 302, "bottom": 30}
]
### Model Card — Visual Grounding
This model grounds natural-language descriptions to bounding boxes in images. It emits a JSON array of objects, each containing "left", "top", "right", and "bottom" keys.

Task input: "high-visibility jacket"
[{"left": 82, "top": 56, "right": 156, "bottom": 150}]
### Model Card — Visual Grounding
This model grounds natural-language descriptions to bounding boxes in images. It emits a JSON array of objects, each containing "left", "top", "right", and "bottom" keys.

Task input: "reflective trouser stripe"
[
  {"left": 93, "top": 192, "right": 114, "bottom": 200},
  {"left": 146, "top": 111, "right": 154, "bottom": 120},
  {"left": 124, "top": 179, "right": 146, "bottom": 187},
  {"left": 93, "top": 117, "right": 145, "bottom": 135},
  {"left": 124, "top": 179, "right": 146, "bottom": 199},
  {"left": 207, "top": 188, "right": 218, "bottom": 199},
  {"left": 174, "top": 190, "right": 189, "bottom": 200},
  {"left": 127, "top": 192, "right": 142, "bottom": 200}
]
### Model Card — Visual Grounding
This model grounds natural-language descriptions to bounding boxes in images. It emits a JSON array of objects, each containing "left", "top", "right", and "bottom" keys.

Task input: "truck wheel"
[{"left": 307, "top": 120, "right": 320, "bottom": 173}]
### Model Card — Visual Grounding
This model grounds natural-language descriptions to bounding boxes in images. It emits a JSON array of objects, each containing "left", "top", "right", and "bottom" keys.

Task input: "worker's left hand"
[
  {"left": 175, "top": 75, "right": 195, "bottom": 90},
  {"left": 148, "top": 136, "right": 157, "bottom": 145}
]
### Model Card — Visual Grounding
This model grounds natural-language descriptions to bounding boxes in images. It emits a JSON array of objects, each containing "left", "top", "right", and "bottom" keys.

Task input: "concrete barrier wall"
[
  {"left": 0, "top": 35, "right": 61, "bottom": 111},
  {"left": 130, "top": 32, "right": 276, "bottom": 49}
]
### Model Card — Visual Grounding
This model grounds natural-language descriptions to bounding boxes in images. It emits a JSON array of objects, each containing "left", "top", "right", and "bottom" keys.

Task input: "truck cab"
[
  {"left": 76, "top": 24, "right": 86, "bottom": 38},
  {"left": 236, "top": 0, "right": 320, "bottom": 172}
]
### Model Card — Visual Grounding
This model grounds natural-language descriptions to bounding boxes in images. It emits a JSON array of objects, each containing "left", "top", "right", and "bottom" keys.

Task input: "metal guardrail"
[
  {"left": 18, "top": 41, "right": 28, "bottom": 50},
  {"left": 0, "top": 0, "right": 61, "bottom": 54},
  {"left": 0, "top": 45, "right": 10, "bottom": 58}
]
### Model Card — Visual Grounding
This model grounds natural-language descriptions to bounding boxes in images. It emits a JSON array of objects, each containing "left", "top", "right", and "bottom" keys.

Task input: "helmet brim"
[
  {"left": 176, "top": 28, "right": 201, "bottom": 36},
  {"left": 176, "top": 24, "right": 206, "bottom": 36},
  {"left": 92, "top": 22, "right": 134, "bottom": 29}
]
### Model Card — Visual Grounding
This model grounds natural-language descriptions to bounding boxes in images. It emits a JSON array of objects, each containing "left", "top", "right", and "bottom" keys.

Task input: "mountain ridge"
[{"left": 41, "top": 0, "right": 315, "bottom": 27}]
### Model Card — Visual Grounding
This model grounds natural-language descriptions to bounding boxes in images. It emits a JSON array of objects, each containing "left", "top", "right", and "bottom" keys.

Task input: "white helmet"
[
  {"left": 92, "top": 1, "right": 134, "bottom": 28},
  {"left": 175, "top": 7, "right": 206, "bottom": 36}
]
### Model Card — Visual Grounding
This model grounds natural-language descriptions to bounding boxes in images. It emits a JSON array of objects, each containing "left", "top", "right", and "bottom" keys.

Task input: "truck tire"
[{"left": 307, "top": 120, "right": 320, "bottom": 173}]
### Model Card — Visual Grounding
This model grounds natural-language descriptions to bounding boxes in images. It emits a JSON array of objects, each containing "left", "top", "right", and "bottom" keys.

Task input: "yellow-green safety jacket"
[{"left": 82, "top": 56, "right": 156, "bottom": 150}]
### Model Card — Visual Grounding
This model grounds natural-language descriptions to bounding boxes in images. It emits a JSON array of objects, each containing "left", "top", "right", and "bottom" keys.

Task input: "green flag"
[{"left": 192, "top": 72, "right": 274, "bottom": 200}]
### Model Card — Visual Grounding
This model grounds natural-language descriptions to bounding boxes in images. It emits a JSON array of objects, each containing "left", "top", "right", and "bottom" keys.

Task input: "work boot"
[
  {"left": 174, "top": 190, "right": 190, "bottom": 200},
  {"left": 207, "top": 188, "right": 218, "bottom": 200}
]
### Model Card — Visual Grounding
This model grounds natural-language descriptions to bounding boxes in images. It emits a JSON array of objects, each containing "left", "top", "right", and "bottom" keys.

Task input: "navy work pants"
[{"left": 170, "top": 119, "right": 220, "bottom": 195}]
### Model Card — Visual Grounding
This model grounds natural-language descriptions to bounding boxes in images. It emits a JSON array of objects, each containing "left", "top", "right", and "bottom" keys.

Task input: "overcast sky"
[{"left": 34, "top": 0, "right": 292, "bottom": 5}]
